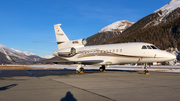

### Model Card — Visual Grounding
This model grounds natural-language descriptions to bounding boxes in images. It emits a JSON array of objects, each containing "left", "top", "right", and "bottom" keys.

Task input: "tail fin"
[
  {"left": 54, "top": 24, "right": 69, "bottom": 42},
  {"left": 54, "top": 24, "right": 70, "bottom": 49}
]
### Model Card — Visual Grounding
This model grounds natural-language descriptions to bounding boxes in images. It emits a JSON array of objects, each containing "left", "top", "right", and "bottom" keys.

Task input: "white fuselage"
[{"left": 53, "top": 42, "right": 176, "bottom": 65}]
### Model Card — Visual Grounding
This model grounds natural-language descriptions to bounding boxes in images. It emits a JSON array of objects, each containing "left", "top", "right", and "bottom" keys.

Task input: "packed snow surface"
[{"left": 8, "top": 64, "right": 179, "bottom": 73}]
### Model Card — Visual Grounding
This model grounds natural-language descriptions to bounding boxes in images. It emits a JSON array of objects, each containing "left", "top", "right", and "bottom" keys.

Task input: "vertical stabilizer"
[
  {"left": 54, "top": 24, "right": 69, "bottom": 42},
  {"left": 54, "top": 24, "right": 70, "bottom": 49}
]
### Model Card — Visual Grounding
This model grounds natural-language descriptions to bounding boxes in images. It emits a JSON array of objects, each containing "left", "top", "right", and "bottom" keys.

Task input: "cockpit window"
[
  {"left": 142, "top": 45, "right": 159, "bottom": 49},
  {"left": 147, "top": 45, "right": 152, "bottom": 49},
  {"left": 150, "top": 45, "right": 157, "bottom": 49},
  {"left": 142, "top": 45, "right": 147, "bottom": 49}
]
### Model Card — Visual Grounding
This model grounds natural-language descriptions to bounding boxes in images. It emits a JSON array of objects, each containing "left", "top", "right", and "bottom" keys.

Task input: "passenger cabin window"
[{"left": 142, "top": 46, "right": 147, "bottom": 49}]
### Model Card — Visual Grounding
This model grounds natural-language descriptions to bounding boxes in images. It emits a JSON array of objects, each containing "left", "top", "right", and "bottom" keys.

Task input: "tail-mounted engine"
[
  {"left": 71, "top": 38, "right": 87, "bottom": 46},
  {"left": 53, "top": 39, "right": 87, "bottom": 57},
  {"left": 53, "top": 47, "right": 76, "bottom": 57}
]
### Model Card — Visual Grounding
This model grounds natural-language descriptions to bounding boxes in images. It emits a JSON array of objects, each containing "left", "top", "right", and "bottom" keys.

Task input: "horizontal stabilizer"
[{"left": 33, "top": 41, "right": 64, "bottom": 43}]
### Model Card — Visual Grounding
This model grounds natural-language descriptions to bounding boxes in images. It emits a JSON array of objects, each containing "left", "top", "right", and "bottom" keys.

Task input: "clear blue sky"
[{"left": 0, "top": 0, "right": 170, "bottom": 56}]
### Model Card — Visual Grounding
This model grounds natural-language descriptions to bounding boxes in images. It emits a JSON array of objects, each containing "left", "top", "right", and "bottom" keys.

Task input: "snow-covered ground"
[{"left": 4, "top": 64, "right": 179, "bottom": 73}]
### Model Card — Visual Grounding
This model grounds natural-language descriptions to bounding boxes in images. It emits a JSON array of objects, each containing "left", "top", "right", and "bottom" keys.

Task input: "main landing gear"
[
  {"left": 76, "top": 63, "right": 84, "bottom": 73},
  {"left": 76, "top": 64, "right": 107, "bottom": 73},
  {"left": 143, "top": 63, "right": 149, "bottom": 75},
  {"left": 99, "top": 65, "right": 106, "bottom": 72}
]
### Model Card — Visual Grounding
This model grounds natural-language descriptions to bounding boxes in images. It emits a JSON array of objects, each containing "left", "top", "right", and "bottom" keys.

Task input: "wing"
[{"left": 18, "top": 60, "right": 103, "bottom": 65}]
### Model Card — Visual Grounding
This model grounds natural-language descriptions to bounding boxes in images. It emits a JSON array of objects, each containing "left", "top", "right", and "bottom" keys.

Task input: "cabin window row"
[{"left": 83, "top": 49, "right": 122, "bottom": 54}]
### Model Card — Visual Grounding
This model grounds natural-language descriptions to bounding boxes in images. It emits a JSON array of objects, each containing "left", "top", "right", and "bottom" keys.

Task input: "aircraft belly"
[{"left": 60, "top": 51, "right": 174, "bottom": 64}]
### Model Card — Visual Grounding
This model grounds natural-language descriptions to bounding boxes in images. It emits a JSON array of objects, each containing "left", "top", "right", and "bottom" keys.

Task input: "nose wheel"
[{"left": 143, "top": 70, "right": 149, "bottom": 74}]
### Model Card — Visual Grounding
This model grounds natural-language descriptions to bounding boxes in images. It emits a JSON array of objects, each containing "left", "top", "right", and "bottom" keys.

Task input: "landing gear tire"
[
  {"left": 76, "top": 67, "right": 84, "bottom": 73},
  {"left": 80, "top": 67, "right": 84, "bottom": 73},
  {"left": 143, "top": 70, "right": 149, "bottom": 75},
  {"left": 99, "top": 67, "right": 104, "bottom": 72},
  {"left": 143, "top": 70, "right": 148, "bottom": 74},
  {"left": 99, "top": 65, "right": 106, "bottom": 72},
  {"left": 76, "top": 63, "right": 84, "bottom": 73}
]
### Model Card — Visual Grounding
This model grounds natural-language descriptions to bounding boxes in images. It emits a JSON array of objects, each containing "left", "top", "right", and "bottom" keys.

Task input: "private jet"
[
  {"left": 5, "top": 24, "right": 177, "bottom": 74},
  {"left": 51, "top": 24, "right": 176, "bottom": 74}
]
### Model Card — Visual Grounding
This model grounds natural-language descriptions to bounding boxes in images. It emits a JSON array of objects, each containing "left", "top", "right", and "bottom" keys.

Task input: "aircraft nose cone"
[
  {"left": 167, "top": 53, "right": 176, "bottom": 61},
  {"left": 53, "top": 51, "right": 58, "bottom": 56},
  {"left": 170, "top": 54, "right": 176, "bottom": 60}
]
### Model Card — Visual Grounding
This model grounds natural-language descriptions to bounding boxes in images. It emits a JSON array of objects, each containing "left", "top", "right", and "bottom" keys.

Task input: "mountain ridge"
[
  {"left": 0, "top": 44, "right": 43, "bottom": 63},
  {"left": 86, "top": 20, "right": 134, "bottom": 45}
]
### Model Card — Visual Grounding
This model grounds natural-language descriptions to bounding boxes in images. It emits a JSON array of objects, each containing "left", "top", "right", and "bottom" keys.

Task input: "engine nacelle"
[
  {"left": 53, "top": 39, "right": 87, "bottom": 57},
  {"left": 70, "top": 38, "right": 87, "bottom": 47},
  {"left": 53, "top": 47, "right": 76, "bottom": 57}
]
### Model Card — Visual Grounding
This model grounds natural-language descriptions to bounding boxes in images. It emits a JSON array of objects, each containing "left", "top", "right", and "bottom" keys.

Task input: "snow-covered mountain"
[
  {"left": 86, "top": 20, "right": 134, "bottom": 45},
  {"left": 144, "top": 0, "right": 180, "bottom": 27},
  {"left": 11, "top": 48, "right": 36, "bottom": 56},
  {"left": 0, "top": 44, "right": 43, "bottom": 63},
  {"left": 154, "top": 0, "right": 180, "bottom": 13},
  {"left": 99, "top": 20, "right": 134, "bottom": 33}
]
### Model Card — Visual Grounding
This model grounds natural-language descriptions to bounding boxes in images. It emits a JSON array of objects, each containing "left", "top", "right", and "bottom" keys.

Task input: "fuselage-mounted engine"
[
  {"left": 53, "top": 47, "right": 76, "bottom": 57},
  {"left": 53, "top": 38, "right": 87, "bottom": 57}
]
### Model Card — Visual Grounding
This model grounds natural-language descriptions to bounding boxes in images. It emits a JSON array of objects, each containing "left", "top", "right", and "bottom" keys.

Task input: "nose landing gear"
[{"left": 143, "top": 63, "right": 149, "bottom": 75}]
